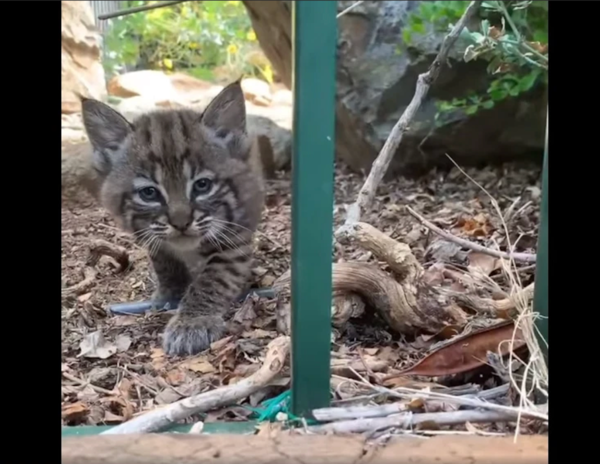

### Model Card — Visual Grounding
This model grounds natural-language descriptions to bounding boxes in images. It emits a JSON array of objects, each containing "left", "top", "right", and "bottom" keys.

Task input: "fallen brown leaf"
[
  {"left": 388, "top": 320, "right": 526, "bottom": 378},
  {"left": 62, "top": 402, "right": 89, "bottom": 422},
  {"left": 180, "top": 356, "right": 216, "bottom": 374}
]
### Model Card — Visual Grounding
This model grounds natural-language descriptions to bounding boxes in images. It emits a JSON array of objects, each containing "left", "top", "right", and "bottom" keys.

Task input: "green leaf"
[
  {"left": 412, "top": 22, "right": 426, "bottom": 34},
  {"left": 402, "top": 29, "right": 412, "bottom": 44},
  {"left": 517, "top": 70, "right": 540, "bottom": 93},
  {"left": 509, "top": 86, "right": 521, "bottom": 97},
  {"left": 533, "top": 30, "right": 548, "bottom": 43},
  {"left": 465, "top": 105, "right": 479, "bottom": 115},
  {"left": 482, "top": 100, "right": 495, "bottom": 109},
  {"left": 490, "top": 88, "right": 508, "bottom": 101}
]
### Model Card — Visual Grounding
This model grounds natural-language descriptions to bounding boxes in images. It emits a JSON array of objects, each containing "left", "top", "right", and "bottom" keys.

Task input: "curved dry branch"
[{"left": 275, "top": 262, "right": 465, "bottom": 336}]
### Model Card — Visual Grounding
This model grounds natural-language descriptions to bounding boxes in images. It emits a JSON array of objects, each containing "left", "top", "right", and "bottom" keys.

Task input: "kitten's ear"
[
  {"left": 81, "top": 98, "right": 133, "bottom": 151},
  {"left": 81, "top": 98, "right": 133, "bottom": 174},
  {"left": 200, "top": 80, "right": 247, "bottom": 136}
]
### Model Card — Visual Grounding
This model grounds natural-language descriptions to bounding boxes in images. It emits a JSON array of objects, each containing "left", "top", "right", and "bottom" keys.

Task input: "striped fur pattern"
[{"left": 81, "top": 82, "right": 264, "bottom": 356}]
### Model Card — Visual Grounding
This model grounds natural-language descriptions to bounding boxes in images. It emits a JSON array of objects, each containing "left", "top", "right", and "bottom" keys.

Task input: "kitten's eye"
[
  {"left": 138, "top": 186, "right": 160, "bottom": 202},
  {"left": 192, "top": 178, "right": 213, "bottom": 196}
]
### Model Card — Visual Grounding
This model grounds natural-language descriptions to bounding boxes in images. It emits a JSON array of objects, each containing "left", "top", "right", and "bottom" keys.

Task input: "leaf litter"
[{"left": 62, "top": 162, "right": 544, "bottom": 435}]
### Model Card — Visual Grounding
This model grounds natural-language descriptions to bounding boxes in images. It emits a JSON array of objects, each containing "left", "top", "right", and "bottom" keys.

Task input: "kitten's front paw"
[
  {"left": 163, "top": 314, "right": 225, "bottom": 356},
  {"left": 151, "top": 289, "right": 182, "bottom": 310}
]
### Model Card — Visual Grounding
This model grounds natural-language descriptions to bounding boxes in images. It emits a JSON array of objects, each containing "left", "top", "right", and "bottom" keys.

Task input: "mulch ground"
[{"left": 61, "top": 162, "right": 542, "bottom": 430}]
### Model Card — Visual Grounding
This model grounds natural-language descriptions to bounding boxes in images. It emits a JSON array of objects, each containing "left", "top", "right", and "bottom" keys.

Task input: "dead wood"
[
  {"left": 102, "top": 336, "right": 290, "bottom": 434},
  {"left": 406, "top": 206, "right": 537, "bottom": 264},
  {"left": 275, "top": 221, "right": 468, "bottom": 335},
  {"left": 336, "top": 1, "right": 480, "bottom": 229},
  {"left": 275, "top": 260, "right": 466, "bottom": 335},
  {"left": 87, "top": 239, "right": 130, "bottom": 272},
  {"left": 61, "top": 434, "right": 548, "bottom": 464},
  {"left": 449, "top": 283, "right": 535, "bottom": 316},
  {"left": 62, "top": 267, "right": 97, "bottom": 297}
]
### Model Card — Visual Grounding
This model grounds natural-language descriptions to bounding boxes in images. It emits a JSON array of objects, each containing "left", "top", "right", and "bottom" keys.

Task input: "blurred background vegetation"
[{"left": 103, "top": 0, "right": 275, "bottom": 83}]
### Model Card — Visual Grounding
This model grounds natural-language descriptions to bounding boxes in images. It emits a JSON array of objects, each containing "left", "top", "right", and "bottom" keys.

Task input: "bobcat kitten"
[{"left": 81, "top": 82, "right": 264, "bottom": 356}]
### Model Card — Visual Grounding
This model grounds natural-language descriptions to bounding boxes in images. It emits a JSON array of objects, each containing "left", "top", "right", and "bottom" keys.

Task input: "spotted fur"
[{"left": 81, "top": 82, "right": 264, "bottom": 356}]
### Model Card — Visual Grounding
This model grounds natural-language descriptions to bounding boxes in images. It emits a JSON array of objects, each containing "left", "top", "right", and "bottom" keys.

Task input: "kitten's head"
[{"left": 81, "top": 82, "right": 263, "bottom": 252}]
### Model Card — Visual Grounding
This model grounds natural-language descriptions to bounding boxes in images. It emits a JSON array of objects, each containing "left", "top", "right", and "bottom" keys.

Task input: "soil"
[{"left": 61, "top": 162, "right": 543, "bottom": 429}]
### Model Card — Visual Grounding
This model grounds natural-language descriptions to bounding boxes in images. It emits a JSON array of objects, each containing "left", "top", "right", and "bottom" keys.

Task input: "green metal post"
[
  {"left": 532, "top": 113, "right": 548, "bottom": 361},
  {"left": 290, "top": 0, "right": 337, "bottom": 417}
]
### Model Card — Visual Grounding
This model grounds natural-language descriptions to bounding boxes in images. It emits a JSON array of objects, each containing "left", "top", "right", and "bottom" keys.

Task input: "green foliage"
[
  {"left": 104, "top": 1, "right": 272, "bottom": 82},
  {"left": 403, "top": 1, "right": 548, "bottom": 121}
]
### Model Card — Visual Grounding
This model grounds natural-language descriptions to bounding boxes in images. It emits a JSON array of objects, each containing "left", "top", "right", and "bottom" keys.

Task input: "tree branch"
[{"left": 336, "top": 1, "right": 480, "bottom": 236}]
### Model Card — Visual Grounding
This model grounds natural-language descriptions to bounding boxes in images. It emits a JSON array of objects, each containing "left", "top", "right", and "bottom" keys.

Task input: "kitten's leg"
[
  {"left": 163, "top": 250, "right": 250, "bottom": 356},
  {"left": 150, "top": 248, "right": 191, "bottom": 306}
]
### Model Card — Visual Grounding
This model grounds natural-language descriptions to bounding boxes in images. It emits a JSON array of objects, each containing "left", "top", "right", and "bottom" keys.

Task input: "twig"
[
  {"left": 336, "top": 1, "right": 480, "bottom": 233},
  {"left": 313, "top": 402, "right": 406, "bottom": 422},
  {"left": 332, "top": 375, "right": 547, "bottom": 421},
  {"left": 406, "top": 206, "right": 536, "bottom": 264},
  {"left": 101, "top": 336, "right": 290, "bottom": 434},
  {"left": 337, "top": 1, "right": 364, "bottom": 18},
  {"left": 306, "top": 409, "right": 520, "bottom": 434},
  {"left": 62, "top": 371, "right": 114, "bottom": 395},
  {"left": 62, "top": 267, "right": 97, "bottom": 296},
  {"left": 87, "top": 239, "right": 130, "bottom": 272}
]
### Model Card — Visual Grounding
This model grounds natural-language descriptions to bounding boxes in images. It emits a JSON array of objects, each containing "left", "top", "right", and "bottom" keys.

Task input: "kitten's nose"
[
  {"left": 168, "top": 210, "right": 192, "bottom": 232},
  {"left": 171, "top": 221, "right": 191, "bottom": 232}
]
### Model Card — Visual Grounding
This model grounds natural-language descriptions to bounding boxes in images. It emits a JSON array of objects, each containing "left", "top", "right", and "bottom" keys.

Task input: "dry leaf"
[
  {"left": 115, "top": 335, "right": 132, "bottom": 352},
  {"left": 233, "top": 295, "right": 258, "bottom": 327},
  {"left": 242, "top": 329, "right": 272, "bottom": 339},
  {"left": 77, "top": 292, "right": 93, "bottom": 302},
  {"left": 467, "top": 252, "right": 499, "bottom": 276},
  {"left": 78, "top": 330, "right": 117, "bottom": 359},
  {"left": 150, "top": 348, "right": 167, "bottom": 370},
  {"left": 423, "top": 262, "right": 445, "bottom": 285},
  {"left": 181, "top": 356, "right": 216, "bottom": 374},
  {"left": 255, "top": 421, "right": 283, "bottom": 437},
  {"left": 62, "top": 402, "right": 89, "bottom": 422},
  {"left": 210, "top": 336, "right": 234, "bottom": 352},
  {"left": 165, "top": 369, "right": 187, "bottom": 386},
  {"left": 103, "top": 410, "right": 124, "bottom": 423}
]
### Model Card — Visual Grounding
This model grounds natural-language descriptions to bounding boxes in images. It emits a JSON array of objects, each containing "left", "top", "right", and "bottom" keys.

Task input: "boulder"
[
  {"left": 242, "top": 1, "right": 547, "bottom": 176},
  {"left": 241, "top": 78, "right": 272, "bottom": 106},
  {"left": 107, "top": 70, "right": 215, "bottom": 105},
  {"left": 61, "top": 1, "right": 107, "bottom": 114}
]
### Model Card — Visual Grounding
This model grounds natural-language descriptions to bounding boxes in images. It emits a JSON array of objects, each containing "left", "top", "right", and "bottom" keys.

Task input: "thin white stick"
[
  {"left": 336, "top": 1, "right": 480, "bottom": 234},
  {"left": 405, "top": 206, "right": 537, "bottom": 264},
  {"left": 337, "top": 1, "right": 364, "bottom": 18},
  {"left": 307, "top": 409, "right": 519, "bottom": 434}
]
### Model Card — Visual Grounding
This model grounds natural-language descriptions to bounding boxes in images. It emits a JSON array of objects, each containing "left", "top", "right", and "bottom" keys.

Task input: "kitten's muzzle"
[{"left": 168, "top": 210, "right": 193, "bottom": 232}]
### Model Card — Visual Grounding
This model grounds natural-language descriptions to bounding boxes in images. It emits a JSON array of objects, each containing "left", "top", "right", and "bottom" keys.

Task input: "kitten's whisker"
[
  {"left": 212, "top": 218, "right": 282, "bottom": 248},
  {"left": 212, "top": 230, "right": 250, "bottom": 257},
  {"left": 214, "top": 225, "right": 247, "bottom": 244},
  {"left": 207, "top": 230, "right": 224, "bottom": 252},
  {"left": 211, "top": 218, "right": 252, "bottom": 233}
]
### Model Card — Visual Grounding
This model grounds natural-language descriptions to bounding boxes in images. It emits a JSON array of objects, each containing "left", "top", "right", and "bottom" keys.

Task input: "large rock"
[
  {"left": 242, "top": 1, "right": 547, "bottom": 176},
  {"left": 61, "top": 1, "right": 107, "bottom": 114}
]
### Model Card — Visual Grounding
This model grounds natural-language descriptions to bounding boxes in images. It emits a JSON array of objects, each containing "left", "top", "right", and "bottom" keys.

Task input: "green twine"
[{"left": 245, "top": 390, "right": 319, "bottom": 426}]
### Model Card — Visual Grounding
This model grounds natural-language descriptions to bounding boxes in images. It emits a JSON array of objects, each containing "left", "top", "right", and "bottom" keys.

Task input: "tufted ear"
[
  {"left": 81, "top": 98, "right": 133, "bottom": 174},
  {"left": 201, "top": 80, "right": 247, "bottom": 137}
]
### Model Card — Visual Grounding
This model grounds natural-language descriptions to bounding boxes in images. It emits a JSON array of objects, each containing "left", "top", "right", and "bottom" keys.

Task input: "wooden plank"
[{"left": 62, "top": 433, "right": 548, "bottom": 464}]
